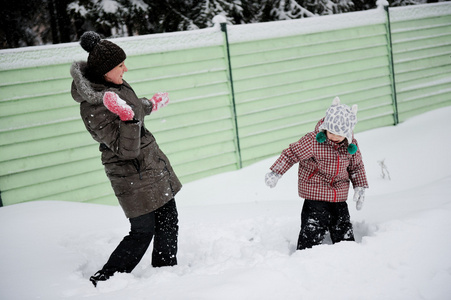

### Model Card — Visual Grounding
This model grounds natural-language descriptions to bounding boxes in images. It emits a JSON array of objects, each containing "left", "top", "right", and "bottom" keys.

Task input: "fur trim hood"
[{"left": 70, "top": 61, "right": 105, "bottom": 105}]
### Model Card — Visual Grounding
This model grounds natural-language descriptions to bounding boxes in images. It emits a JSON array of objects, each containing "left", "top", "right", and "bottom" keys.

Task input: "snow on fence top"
[
  {"left": 0, "top": 8, "right": 387, "bottom": 71},
  {"left": 0, "top": 3, "right": 450, "bottom": 71},
  {"left": 227, "top": 8, "right": 387, "bottom": 43},
  {"left": 389, "top": 2, "right": 451, "bottom": 22},
  {"left": 0, "top": 26, "right": 223, "bottom": 71}
]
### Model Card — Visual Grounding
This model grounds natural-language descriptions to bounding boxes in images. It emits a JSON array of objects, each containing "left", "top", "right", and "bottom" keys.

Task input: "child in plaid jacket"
[{"left": 265, "top": 97, "right": 369, "bottom": 250}]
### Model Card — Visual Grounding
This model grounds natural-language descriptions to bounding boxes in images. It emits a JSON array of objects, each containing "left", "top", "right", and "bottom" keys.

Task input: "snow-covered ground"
[{"left": 1, "top": 107, "right": 450, "bottom": 300}]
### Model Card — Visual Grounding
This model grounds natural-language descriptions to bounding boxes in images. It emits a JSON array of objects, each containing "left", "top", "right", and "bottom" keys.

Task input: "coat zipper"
[{"left": 330, "top": 144, "right": 340, "bottom": 202}]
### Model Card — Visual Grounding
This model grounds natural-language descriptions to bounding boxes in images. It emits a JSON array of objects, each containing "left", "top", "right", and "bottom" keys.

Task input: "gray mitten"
[
  {"left": 265, "top": 172, "right": 282, "bottom": 188},
  {"left": 353, "top": 187, "right": 366, "bottom": 210}
]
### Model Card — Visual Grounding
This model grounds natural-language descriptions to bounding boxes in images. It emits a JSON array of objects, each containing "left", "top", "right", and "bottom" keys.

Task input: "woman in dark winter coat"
[
  {"left": 70, "top": 31, "right": 182, "bottom": 287},
  {"left": 265, "top": 97, "right": 369, "bottom": 250}
]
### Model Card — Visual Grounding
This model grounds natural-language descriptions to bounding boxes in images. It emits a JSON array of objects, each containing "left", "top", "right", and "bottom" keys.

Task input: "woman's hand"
[
  {"left": 103, "top": 92, "right": 135, "bottom": 121},
  {"left": 150, "top": 92, "right": 169, "bottom": 112}
]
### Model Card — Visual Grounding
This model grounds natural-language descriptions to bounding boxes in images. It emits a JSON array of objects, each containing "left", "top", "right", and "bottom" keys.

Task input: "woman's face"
[
  {"left": 104, "top": 61, "right": 128, "bottom": 85},
  {"left": 326, "top": 131, "right": 346, "bottom": 143}
]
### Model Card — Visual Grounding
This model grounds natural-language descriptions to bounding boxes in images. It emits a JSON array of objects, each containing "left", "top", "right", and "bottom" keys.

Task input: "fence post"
[
  {"left": 384, "top": 5, "right": 399, "bottom": 125},
  {"left": 220, "top": 22, "right": 242, "bottom": 169}
]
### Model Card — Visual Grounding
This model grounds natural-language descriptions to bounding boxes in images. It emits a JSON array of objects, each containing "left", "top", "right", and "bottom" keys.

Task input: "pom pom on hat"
[
  {"left": 347, "top": 143, "right": 358, "bottom": 154},
  {"left": 80, "top": 31, "right": 101, "bottom": 53},
  {"left": 316, "top": 131, "right": 327, "bottom": 143}
]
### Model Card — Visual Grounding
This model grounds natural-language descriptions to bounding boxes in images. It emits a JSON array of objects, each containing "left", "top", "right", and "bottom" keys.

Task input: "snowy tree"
[
  {"left": 146, "top": 0, "right": 197, "bottom": 32},
  {"left": 67, "top": 0, "right": 127, "bottom": 38},
  {"left": 119, "top": 0, "right": 150, "bottom": 35},
  {"left": 390, "top": 0, "right": 426, "bottom": 6},
  {"left": 191, "top": 0, "right": 244, "bottom": 29},
  {"left": 260, "top": 0, "right": 315, "bottom": 21},
  {"left": 303, "top": 0, "right": 355, "bottom": 16},
  {"left": 353, "top": 0, "right": 378, "bottom": 11},
  {"left": 48, "top": 0, "right": 72, "bottom": 43},
  {"left": 1, "top": 0, "right": 51, "bottom": 48},
  {"left": 239, "top": 0, "right": 264, "bottom": 23}
]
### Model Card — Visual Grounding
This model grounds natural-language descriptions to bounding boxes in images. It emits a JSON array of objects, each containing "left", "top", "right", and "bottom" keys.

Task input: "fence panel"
[
  {"left": 227, "top": 9, "right": 396, "bottom": 166},
  {"left": 0, "top": 28, "right": 239, "bottom": 206},
  {"left": 389, "top": 3, "right": 451, "bottom": 122}
]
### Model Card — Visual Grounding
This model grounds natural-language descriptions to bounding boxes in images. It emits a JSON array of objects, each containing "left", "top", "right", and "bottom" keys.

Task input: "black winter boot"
[{"left": 89, "top": 270, "right": 111, "bottom": 287}]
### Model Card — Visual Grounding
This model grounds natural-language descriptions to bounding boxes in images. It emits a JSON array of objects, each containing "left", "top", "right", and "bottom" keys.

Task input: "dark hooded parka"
[{"left": 70, "top": 61, "right": 182, "bottom": 219}]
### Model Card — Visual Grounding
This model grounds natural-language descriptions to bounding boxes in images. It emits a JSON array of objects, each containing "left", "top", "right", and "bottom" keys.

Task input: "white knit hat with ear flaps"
[{"left": 318, "top": 96, "right": 358, "bottom": 145}]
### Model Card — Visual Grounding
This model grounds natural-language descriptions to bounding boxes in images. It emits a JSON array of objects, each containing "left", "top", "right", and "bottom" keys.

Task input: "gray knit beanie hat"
[
  {"left": 318, "top": 96, "right": 358, "bottom": 145},
  {"left": 80, "top": 31, "right": 126, "bottom": 76}
]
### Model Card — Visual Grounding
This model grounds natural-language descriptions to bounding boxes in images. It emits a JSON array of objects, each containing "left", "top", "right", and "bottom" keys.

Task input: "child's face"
[{"left": 326, "top": 131, "right": 346, "bottom": 143}]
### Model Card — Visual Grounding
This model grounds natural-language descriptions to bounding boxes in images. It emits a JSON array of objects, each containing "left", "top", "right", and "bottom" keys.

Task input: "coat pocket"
[{"left": 307, "top": 168, "right": 319, "bottom": 180}]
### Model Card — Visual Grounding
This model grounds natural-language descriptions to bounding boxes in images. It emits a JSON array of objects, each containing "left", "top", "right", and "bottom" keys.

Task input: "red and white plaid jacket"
[{"left": 270, "top": 118, "right": 369, "bottom": 203}]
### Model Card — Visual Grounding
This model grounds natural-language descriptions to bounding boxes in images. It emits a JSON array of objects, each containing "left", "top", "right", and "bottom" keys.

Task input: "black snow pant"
[
  {"left": 101, "top": 199, "right": 178, "bottom": 276},
  {"left": 297, "top": 199, "right": 354, "bottom": 250}
]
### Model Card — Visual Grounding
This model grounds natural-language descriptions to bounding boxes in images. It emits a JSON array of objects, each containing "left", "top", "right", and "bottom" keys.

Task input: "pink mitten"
[
  {"left": 150, "top": 92, "right": 169, "bottom": 112},
  {"left": 103, "top": 92, "right": 134, "bottom": 121}
]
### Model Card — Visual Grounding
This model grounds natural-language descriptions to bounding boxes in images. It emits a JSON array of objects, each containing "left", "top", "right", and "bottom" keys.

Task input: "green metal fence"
[
  {"left": 389, "top": 4, "right": 451, "bottom": 122},
  {"left": 1, "top": 3, "right": 450, "bottom": 207}
]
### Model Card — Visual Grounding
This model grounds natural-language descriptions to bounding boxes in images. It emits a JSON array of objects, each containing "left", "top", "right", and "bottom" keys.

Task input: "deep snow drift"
[{"left": 1, "top": 107, "right": 450, "bottom": 300}]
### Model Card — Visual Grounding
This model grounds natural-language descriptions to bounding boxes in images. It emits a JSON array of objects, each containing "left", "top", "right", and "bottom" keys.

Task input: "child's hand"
[
  {"left": 150, "top": 92, "right": 169, "bottom": 112},
  {"left": 353, "top": 187, "right": 365, "bottom": 210},
  {"left": 103, "top": 92, "right": 135, "bottom": 121},
  {"left": 265, "top": 172, "right": 282, "bottom": 188}
]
